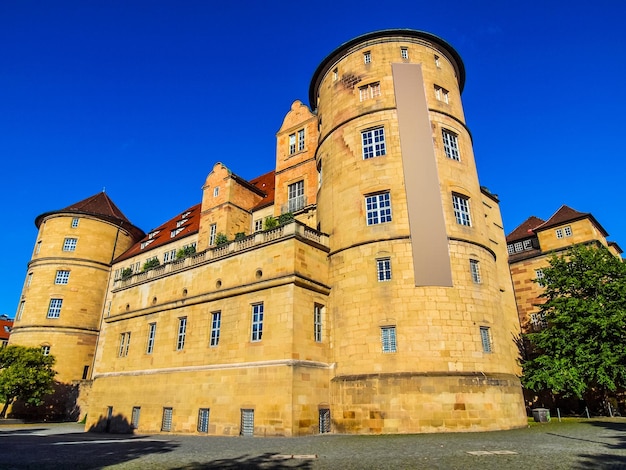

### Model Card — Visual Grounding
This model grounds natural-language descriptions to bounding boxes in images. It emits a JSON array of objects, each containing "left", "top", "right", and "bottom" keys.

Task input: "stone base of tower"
[{"left": 330, "top": 372, "right": 527, "bottom": 434}]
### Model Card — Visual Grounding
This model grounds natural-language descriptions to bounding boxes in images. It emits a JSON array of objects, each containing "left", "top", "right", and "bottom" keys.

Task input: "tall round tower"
[
  {"left": 11, "top": 193, "right": 144, "bottom": 383},
  {"left": 310, "top": 29, "right": 526, "bottom": 432}
]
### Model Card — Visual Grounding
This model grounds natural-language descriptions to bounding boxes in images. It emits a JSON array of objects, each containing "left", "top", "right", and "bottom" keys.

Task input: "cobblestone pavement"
[{"left": 0, "top": 418, "right": 625, "bottom": 469}]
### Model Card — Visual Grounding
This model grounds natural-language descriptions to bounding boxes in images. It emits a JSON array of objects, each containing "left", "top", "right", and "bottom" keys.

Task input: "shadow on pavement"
[
  {"left": 170, "top": 453, "right": 313, "bottom": 469},
  {"left": 573, "top": 420, "right": 626, "bottom": 469}
]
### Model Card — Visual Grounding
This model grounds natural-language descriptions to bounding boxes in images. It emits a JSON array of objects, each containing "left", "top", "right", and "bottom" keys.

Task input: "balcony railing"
[{"left": 113, "top": 221, "right": 329, "bottom": 290}]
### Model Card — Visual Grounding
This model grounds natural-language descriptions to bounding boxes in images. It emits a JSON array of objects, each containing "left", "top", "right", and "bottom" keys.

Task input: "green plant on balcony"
[
  {"left": 264, "top": 216, "right": 278, "bottom": 230},
  {"left": 120, "top": 267, "right": 133, "bottom": 280},
  {"left": 278, "top": 212, "right": 294, "bottom": 226},
  {"left": 142, "top": 258, "right": 160, "bottom": 272},
  {"left": 215, "top": 233, "right": 229, "bottom": 246},
  {"left": 234, "top": 232, "right": 246, "bottom": 241},
  {"left": 176, "top": 245, "right": 196, "bottom": 260}
]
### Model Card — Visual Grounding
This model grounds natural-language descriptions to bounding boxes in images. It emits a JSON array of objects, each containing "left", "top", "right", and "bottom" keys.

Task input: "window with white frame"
[
  {"left": 198, "top": 408, "right": 210, "bottom": 433},
  {"left": 176, "top": 317, "right": 187, "bottom": 351},
  {"left": 434, "top": 84, "right": 449, "bottom": 103},
  {"left": 361, "top": 127, "right": 386, "bottom": 159},
  {"left": 480, "top": 326, "right": 492, "bottom": 353},
  {"left": 209, "top": 223, "right": 217, "bottom": 245},
  {"left": 298, "top": 128, "right": 305, "bottom": 151},
  {"left": 469, "top": 259, "right": 481, "bottom": 283},
  {"left": 363, "top": 51, "right": 371, "bottom": 64},
  {"left": 140, "top": 239, "right": 154, "bottom": 249},
  {"left": 535, "top": 268, "right": 544, "bottom": 280},
  {"left": 146, "top": 322, "right": 156, "bottom": 354},
  {"left": 523, "top": 239, "right": 533, "bottom": 250},
  {"left": 251, "top": 303, "right": 263, "bottom": 342},
  {"left": 41, "top": 345, "right": 50, "bottom": 355},
  {"left": 376, "top": 258, "right": 391, "bottom": 281},
  {"left": 161, "top": 407, "right": 173, "bottom": 431},
  {"left": 452, "top": 194, "right": 471, "bottom": 226},
  {"left": 171, "top": 228, "right": 183, "bottom": 238},
  {"left": 213, "top": 186, "right": 219, "bottom": 197},
  {"left": 131, "top": 407, "right": 141, "bottom": 429},
  {"left": 442, "top": 129, "right": 460, "bottom": 161},
  {"left": 314, "top": 304, "right": 323, "bottom": 342},
  {"left": 71, "top": 218, "right": 79, "bottom": 228},
  {"left": 365, "top": 192, "right": 392, "bottom": 225},
  {"left": 564, "top": 226, "right": 572, "bottom": 237},
  {"left": 359, "top": 82, "right": 381, "bottom": 101},
  {"left": 62, "top": 238, "right": 77, "bottom": 252},
  {"left": 333, "top": 68, "right": 338, "bottom": 81},
  {"left": 55, "top": 270, "right": 70, "bottom": 285},
  {"left": 507, "top": 244, "right": 515, "bottom": 255},
  {"left": 47, "top": 299, "right": 62, "bottom": 318},
  {"left": 16, "top": 301, "right": 25, "bottom": 321},
  {"left": 254, "top": 219, "right": 263, "bottom": 232},
  {"left": 381, "top": 326, "right": 397, "bottom": 353},
  {"left": 176, "top": 219, "right": 188, "bottom": 228},
  {"left": 287, "top": 180, "right": 305, "bottom": 212},
  {"left": 119, "top": 332, "right": 131, "bottom": 357},
  {"left": 289, "top": 133, "right": 296, "bottom": 154},
  {"left": 401, "top": 47, "right": 408, "bottom": 60},
  {"left": 163, "top": 249, "right": 177, "bottom": 263},
  {"left": 210, "top": 311, "right": 221, "bottom": 347}
]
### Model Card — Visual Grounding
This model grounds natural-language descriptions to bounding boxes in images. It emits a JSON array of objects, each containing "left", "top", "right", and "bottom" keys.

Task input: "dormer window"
[
  {"left": 176, "top": 219, "right": 187, "bottom": 228},
  {"left": 171, "top": 227, "right": 184, "bottom": 238},
  {"left": 141, "top": 239, "right": 154, "bottom": 249},
  {"left": 148, "top": 230, "right": 160, "bottom": 239},
  {"left": 182, "top": 211, "right": 191, "bottom": 218}
]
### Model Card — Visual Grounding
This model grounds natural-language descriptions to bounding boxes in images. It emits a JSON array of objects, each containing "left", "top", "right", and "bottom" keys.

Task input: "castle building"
[
  {"left": 13, "top": 29, "right": 527, "bottom": 435},
  {"left": 506, "top": 205, "right": 623, "bottom": 332}
]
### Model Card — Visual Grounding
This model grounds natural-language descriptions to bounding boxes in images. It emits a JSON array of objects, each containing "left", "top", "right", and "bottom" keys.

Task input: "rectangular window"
[
  {"left": 71, "top": 218, "right": 79, "bottom": 228},
  {"left": 55, "top": 270, "right": 70, "bottom": 285},
  {"left": 35, "top": 241, "right": 42, "bottom": 254},
  {"left": 288, "top": 133, "right": 296, "bottom": 154},
  {"left": 131, "top": 407, "right": 141, "bottom": 429},
  {"left": 210, "top": 311, "right": 221, "bottom": 347},
  {"left": 358, "top": 82, "right": 381, "bottom": 101},
  {"left": 480, "top": 326, "right": 492, "bottom": 353},
  {"left": 298, "top": 128, "right": 305, "bottom": 151},
  {"left": 209, "top": 223, "right": 217, "bottom": 245},
  {"left": 161, "top": 407, "right": 173, "bottom": 432},
  {"left": 363, "top": 51, "right": 371, "bottom": 64},
  {"left": 314, "top": 304, "right": 323, "bottom": 343},
  {"left": 163, "top": 249, "right": 176, "bottom": 263},
  {"left": 434, "top": 54, "right": 441, "bottom": 67},
  {"left": 555, "top": 228, "right": 563, "bottom": 239},
  {"left": 287, "top": 181, "right": 305, "bottom": 212},
  {"left": 333, "top": 68, "right": 338, "bottom": 81},
  {"left": 240, "top": 409, "right": 254, "bottom": 436},
  {"left": 62, "top": 238, "right": 77, "bottom": 252},
  {"left": 470, "top": 259, "right": 481, "bottom": 283},
  {"left": 82, "top": 365, "right": 89, "bottom": 380},
  {"left": 376, "top": 258, "right": 391, "bottom": 281},
  {"left": 16, "top": 301, "right": 25, "bottom": 321},
  {"left": 514, "top": 241, "right": 523, "bottom": 252},
  {"left": 254, "top": 219, "right": 263, "bottom": 232},
  {"left": 47, "top": 299, "right": 63, "bottom": 318},
  {"left": 213, "top": 186, "right": 219, "bottom": 197},
  {"left": 26, "top": 272, "right": 33, "bottom": 287},
  {"left": 361, "top": 127, "right": 386, "bottom": 159},
  {"left": 452, "top": 194, "right": 471, "bottom": 226},
  {"left": 381, "top": 326, "right": 397, "bottom": 353},
  {"left": 523, "top": 239, "right": 533, "bottom": 250},
  {"left": 434, "top": 85, "right": 449, "bottom": 103},
  {"left": 251, "top": 303, "right": 263, "bottom": 342},
  {"left": 507, "top": 244, "right": 515, "bottom": 255},
  {"left": 119, "top": 332, "right": 131, "bottom": 357},
  {"left": 365, "top": 192, "right": 392, "bottom": 225},
  {"left": 442, "top": 129, "right": 460, "bottom": 161},
  {"left": 401, "top": 47, "right": 408, "bottom": 60},
  {"left": 41, "top": 345, "right": 50, "bottom": 355},
  {"left": 176, "top": 317, "right": 187, "bottom": 351},
  {"left": 535, "top": 269, "right": 544, "bottom": 280},
  {"left": 198, "top": 408, "right": 210, "bottom": 433},
  {"left": 564, "top": 226, "right": 572, "bottom": 237},
  {"left": 146, "top": 322, "right": 156, "bottom": 354}
]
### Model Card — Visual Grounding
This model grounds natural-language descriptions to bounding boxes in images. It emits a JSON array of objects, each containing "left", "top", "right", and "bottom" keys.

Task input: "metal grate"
[
  {"left": 240, "top": 409, "right": 254, "bottom": 436},
  {"left": 319, "top": 409, "right": 331, "bottom": 433}
]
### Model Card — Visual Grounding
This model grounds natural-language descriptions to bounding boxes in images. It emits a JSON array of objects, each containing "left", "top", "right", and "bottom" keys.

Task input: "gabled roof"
[
  {"left": 249, "top": 170, "right": 276, "bottom": 211},
  {"left": 35, "top": 192, "right": 145, "bottom": 240},
  {"left": 536, "top": 205, "right": 609, "bottom": 237},
  {"left": 506, "top": 216, "right": 545, "bottom": 242},
  {"left": 114, "top": 203, "right": 201, "bottom": 264}
]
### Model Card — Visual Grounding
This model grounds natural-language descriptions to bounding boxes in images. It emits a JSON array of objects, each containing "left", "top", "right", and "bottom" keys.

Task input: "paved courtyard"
[{"left": 0, "top": 418, "right": 625, "bottom": 469}]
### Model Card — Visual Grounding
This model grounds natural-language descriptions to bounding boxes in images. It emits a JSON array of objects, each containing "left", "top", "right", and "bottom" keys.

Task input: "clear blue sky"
[{"left": 1, "top": 1, "right": 625, "bottom": 317}]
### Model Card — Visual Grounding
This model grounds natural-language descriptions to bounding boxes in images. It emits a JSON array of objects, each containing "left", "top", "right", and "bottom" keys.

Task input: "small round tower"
[
  {"left": 310, "top": 29, "right": 526, "bottom": 432},
  {"left": 11, "top": 192, "right": 144, "bottom": 383}
]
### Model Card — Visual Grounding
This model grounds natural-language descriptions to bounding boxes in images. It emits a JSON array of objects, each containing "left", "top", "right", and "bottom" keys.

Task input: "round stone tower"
[
  {"left": 310, "top": 29, "right": 526, "bottom": 432},
  {"left": 10, "top": 192, "right": 144, "bottom": 383}
]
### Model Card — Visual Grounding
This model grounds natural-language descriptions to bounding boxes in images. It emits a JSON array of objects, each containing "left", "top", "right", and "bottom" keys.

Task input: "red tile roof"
[
  {"left": 35, "top": 192, "right": 145, "bottom": 240},
  {"left": 114, "top": 203, "right": 201, "bottom": 263},
  {"left": 506, "top": 216, "right": 545, "bottom": 242},
  {"left": 536, "top": 205, "right": 609, "bottom": 236},
  {"left": 249, "top": 170, "right": 276, "bottom": 210},
  {"left": 0, "top": 316, "right": 13, "bottom": 341}
]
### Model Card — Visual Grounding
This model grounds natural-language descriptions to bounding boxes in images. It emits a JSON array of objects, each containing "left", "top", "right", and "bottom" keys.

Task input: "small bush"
[
  {"left": 215, "top": 233, "right": 229, "bottom": 245},
  {"left": 234, "top": 232, "right": 246, "bottom": 241},
  {"left": 264, "top": 216, "right": 278, "bottom": 230},
  {"left": 278, "top": 212, "right": 294, "bottom": 225},
  {"left": 142, "top": 258, "right": 160, "bottom": 271}
]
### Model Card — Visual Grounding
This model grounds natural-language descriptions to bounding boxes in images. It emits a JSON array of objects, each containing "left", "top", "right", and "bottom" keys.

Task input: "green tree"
[
  {"left": 521, "top": 244, "right": 626, "bottom": 410},
  {"left": 0, "top": 345, "right": 57, "bottom": 418}
]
